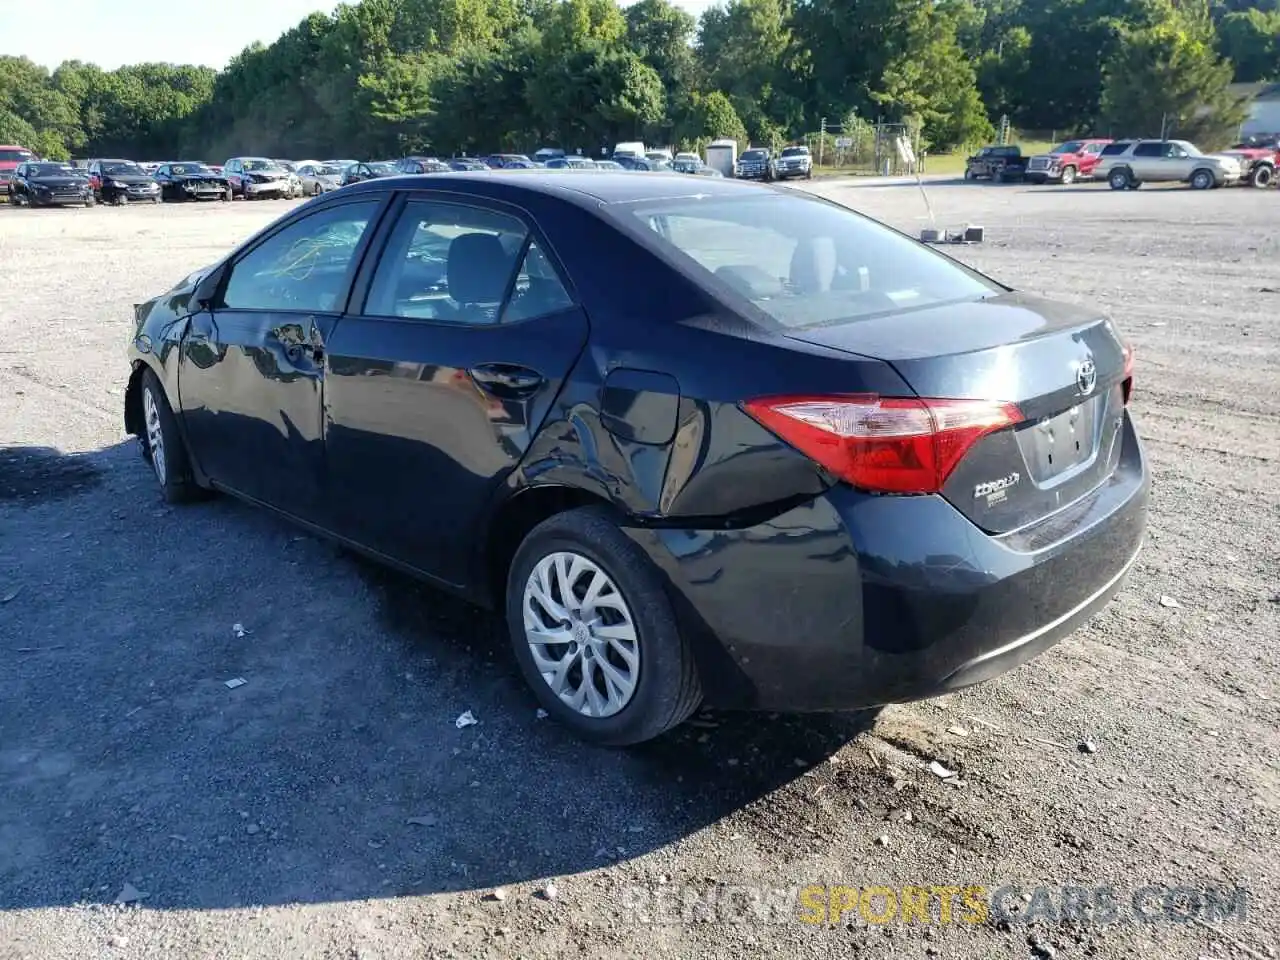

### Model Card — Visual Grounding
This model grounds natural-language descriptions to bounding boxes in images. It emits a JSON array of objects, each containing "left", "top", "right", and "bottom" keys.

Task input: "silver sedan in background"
[{"left": 294, "top": 161, "right": 346, "bottom": 196}]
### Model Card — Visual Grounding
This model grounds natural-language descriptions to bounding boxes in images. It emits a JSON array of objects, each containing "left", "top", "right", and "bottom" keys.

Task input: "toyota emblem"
[{"left": 1076, "top": 358, "right": 1097, "bottom": 396}]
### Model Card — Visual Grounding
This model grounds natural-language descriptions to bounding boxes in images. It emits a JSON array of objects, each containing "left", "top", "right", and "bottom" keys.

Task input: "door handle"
[{"left": 469, "top": 363, "right": 543, "bottom": 396}]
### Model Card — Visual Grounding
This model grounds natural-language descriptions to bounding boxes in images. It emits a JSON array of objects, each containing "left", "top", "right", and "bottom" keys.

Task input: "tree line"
[{"left": 0, "top": 0, "right": 1266, "bottom": 164}]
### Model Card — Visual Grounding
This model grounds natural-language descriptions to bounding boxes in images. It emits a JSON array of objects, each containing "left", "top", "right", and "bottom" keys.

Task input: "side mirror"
[{"left": 193, "top": 265, "right": 225, "bottom": 310}]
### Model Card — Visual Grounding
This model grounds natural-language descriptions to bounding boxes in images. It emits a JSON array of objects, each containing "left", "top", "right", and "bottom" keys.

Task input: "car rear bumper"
[{"left": 629, "top": 412, "right": 1149, "bottom": 711}]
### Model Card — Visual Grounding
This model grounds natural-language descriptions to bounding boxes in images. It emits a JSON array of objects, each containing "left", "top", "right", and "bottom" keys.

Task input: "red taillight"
[
  {"left": 743, "top": 394, "right": 1023, "bottom": 495},
  {"left": 1121, "top": 342, "right": 1134, "bottom": 405}
]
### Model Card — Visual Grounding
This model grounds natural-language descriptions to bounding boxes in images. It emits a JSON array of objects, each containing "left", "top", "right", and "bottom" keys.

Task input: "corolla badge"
[
  {"left": 974, "top": 472, "right": 1020, "bottom": 504},
  {"left": 1076, "top": 358, "right": 1097, "bottom": 396}
]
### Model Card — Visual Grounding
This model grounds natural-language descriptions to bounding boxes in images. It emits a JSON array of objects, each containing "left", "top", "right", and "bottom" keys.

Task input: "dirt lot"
[{"left": 1, "top": 180, "right": 1277, "bottom": 960}]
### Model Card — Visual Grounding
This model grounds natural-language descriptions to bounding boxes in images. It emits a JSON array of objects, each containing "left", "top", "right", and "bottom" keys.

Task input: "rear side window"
[
  {"left": 363, "top": 201, "right": 573, "bottom": 325},
  {"left": 1101, "top": 142, "right": 1132, "bottom": 156},
  {"left": 1133, "top": 142, "right": 1164, "bottom": 157},
  {"left": 623, "top": 193, "right": 998, "bottom": 329}
]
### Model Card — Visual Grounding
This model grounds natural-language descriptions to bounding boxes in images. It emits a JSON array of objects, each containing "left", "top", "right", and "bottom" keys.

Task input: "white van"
[{"left": 613, "top": 141, "right": 646, "bottom": 159}]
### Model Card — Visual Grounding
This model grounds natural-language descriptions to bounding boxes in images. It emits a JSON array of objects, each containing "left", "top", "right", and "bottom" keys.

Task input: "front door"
[
  {"left": 178, "top": 196, "right": 386, "bottom": 521},
  {"left": 323, "top": 194, "right": 589, "bottom": 586}
]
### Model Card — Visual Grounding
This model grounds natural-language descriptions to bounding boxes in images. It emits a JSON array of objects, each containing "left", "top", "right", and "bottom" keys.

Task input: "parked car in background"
[
  {"left": 734, "top": 148, "right": 773, "bottom": 181},
  {"left": 593, "top": 159, "right": 624, "bottom": 171},
  {"left": 615, "top": 155, "right": 669, "bottom": 172},
  {"left": 1022, "top": 139, "right": 1111, "bottom": 185},
  {"left": 772, "top": 145, "right": 813, "bottom": 181},
  {"left": 964, "top": 145, "right": 1027, "bottom": 182},
  {"left": 223, "top": 157, "right": 292, "bottom": 199},
  {"left": 1, "top": 144, "right": 37, "bottom": 197},
  {"left": 1094, "top": 139, "right": 1242, "bottom": 190},
  {"left": 341, "top": 161, "right": 399, "bottom": 186},
  {"left": 545, "top": 157, "right": 596, "bottom": 169},
  {"left": 89, "top": 159, "right": 161, "bottom": 204},
  {"left": 533, "top": 147, "right": 565, "bottom": 164},
  {"left": 1215, "top": 142, "right": 1279, "bottom": 187},
  {"left": 154, "top": 162, "right": 231, "bottom": 202},
  {"left": 7, "top": 161, "right": 94, "bottom": 207},
  {"left": 485, "top": 154, "right": 536, "bottom": 169},
  {"left": 124, "top": 171, "right": 1146, "bottom": 746},
  {"left": 326, "top": 159, "right": 359, "bottom": 175},
  {"left": 448, "top": 158, "right": 489, "bottom": 171},
  {"left": 671, "top": 157, "right": 723, "bottom": 177},
  {"left": 395, "top": 156, "right": 452, "bottom": 174},
  {"left": 295, "top": 161, "right": 345, "bottom": 195}
]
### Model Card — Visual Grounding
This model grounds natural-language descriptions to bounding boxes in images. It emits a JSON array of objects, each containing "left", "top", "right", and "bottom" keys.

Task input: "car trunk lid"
[{"left": 783, "top": 292, "right": 1132, "bottom": 534}]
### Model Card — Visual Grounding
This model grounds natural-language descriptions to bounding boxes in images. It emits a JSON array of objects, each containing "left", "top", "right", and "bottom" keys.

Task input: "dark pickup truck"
[{"left": 965, "top": 145, "right": 1026, "bottom": 182}]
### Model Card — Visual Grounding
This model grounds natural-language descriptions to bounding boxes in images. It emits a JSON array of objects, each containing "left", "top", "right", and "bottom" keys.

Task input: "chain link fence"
[{"left": 804, "top": 121, "right": 924, "bottom": 175}]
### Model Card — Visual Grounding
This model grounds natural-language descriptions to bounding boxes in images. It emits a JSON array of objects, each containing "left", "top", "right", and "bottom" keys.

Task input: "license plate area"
[{"left": 1019, "top": 394, "right": 1103, "bottom": 484}]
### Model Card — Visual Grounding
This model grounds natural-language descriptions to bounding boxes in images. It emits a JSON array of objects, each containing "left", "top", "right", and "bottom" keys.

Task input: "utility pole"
[{"left": 819, "top": 117, "right": 826, "bottom": 167}]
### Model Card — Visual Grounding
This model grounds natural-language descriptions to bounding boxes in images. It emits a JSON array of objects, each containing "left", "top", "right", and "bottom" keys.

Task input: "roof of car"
[{"left": 340, "top": 169, "right": 772, "bottom": 205}]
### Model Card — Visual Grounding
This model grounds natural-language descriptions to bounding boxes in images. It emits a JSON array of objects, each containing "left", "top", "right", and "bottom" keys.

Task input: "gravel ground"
[{"left": 1, "top": 180, "right": 1277, "bottom": 960}]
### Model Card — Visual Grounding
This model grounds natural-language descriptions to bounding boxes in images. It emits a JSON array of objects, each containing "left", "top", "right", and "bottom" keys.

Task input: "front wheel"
[
  {"left": 139, "top": 369, "right": 203, "bottom": 504},
  {"left": 1061, "top": 165, "right": 1077, "bottom": 185},
  {"left": 1250, "top": 164, "right": 1274, "bottom": 188},
  {"left": 507, "top": 507, "right": 702, "bottom": 746},
  {"left": 1190, "top": 168, "right": 1214, "bottom": 190}
]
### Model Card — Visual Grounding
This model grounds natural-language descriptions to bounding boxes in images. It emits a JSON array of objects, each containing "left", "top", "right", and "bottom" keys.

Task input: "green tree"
[
  {"left": 1218, "top": 9, "right": 1280, "bottom": 81},
  {"left": 1100, "top": 0, "right": 1247, "bottom": 146}
]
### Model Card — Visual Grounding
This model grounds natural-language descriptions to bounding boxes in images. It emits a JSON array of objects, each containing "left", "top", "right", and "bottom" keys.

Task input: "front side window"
[
  {"left": 622, "top": 193, "right": 999, "bottom": 329},
  {"left": 221, "top": 200, "right": 381, "bottom": 313},
  {"left": 364, "top": 201, "right": 572, "bottom": 325}
]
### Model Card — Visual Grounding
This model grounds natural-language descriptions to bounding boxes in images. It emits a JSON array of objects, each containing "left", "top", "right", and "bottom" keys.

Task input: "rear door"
[
  {"left": 323, "top": 192, "right": 589, "bottom": 586},
  {"left": 178, "top": 196, "right": 387, "bottom": 521}
]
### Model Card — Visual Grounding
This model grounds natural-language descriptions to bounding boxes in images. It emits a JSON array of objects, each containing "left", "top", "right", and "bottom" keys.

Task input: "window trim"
[
  {"left": 348, "top": 189, "right": 579, "bottom": 329},
  {"left": 211, "top": 194, "right": 392, "bottom": 317}
]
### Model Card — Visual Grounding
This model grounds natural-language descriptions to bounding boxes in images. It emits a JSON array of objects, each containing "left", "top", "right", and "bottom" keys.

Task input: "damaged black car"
[{"left": 155, "top": 162, "right": 232, "bottom": 202}]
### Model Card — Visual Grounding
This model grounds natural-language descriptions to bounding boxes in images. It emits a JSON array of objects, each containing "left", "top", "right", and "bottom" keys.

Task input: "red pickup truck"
[
  {"left": 1024, "top": 138, "right": 1111, "bottom": 185},
  {"left": 1, "top": 144, "right": 38, "bottom": 198},
  {"left": 1215, "top": 142, "right": 1278, "bottom": 187}
]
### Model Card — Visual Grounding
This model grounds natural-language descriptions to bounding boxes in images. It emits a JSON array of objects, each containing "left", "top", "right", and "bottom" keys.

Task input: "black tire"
[
  {"left": 1190, "top": 168, "right": 1215, "bottom": 190},
  {"left": 506, "top": 507, "right": 702, "bottom": 746},
  {"left": 964, "top": 168, "right": 974, "bottom": 181},
  {"left": 222, "top": 186, "right": 232, "bottom": 201},
  {"left": 1108, "top": 168, "right": 1130, "bottom": 190},
  {"left": 1250, "top": 163, "right": 1273, "bottom": 188},
  {"left": 1061, "top": 164, "right": 1077, "bottom": 185},
  {"left": 138, "top": 369, "right": 203, "bottom": 504}
]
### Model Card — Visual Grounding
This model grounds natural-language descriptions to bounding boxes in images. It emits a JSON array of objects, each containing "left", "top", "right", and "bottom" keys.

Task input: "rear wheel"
[
  {"left": 139, "top": 369, "right": 202, "bottom": 504},
  {"left": 1190, "top": 168, "right": 1214, "bottom": 190},
  {"left": 1108, "top": 168, "right": 1131, "bottom": 190},
  {"left": 506, "top": 507, "right": 702, "bottom": 746}
]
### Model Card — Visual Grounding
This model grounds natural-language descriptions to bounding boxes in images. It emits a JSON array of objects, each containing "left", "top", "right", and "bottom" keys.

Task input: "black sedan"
[
  {"left": 154, "top": 162, "right": 231, "bottom": 202},
  {"left": 123, "top": 171, "right": 1148, "bottom": 745},
  {"left": 7, "top": 161, "right": 94, "bottom": 207},
  {"left": 89, "top": 158, "right": 161, "bottom": 204},
  {"left": 341, "top": 161, "right": 398, "bottom": 186}
]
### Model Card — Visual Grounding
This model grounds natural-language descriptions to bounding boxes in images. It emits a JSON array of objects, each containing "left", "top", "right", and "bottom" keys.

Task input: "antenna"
[{"left": 898, "top": 133, "right": 984, "bottom": 246}]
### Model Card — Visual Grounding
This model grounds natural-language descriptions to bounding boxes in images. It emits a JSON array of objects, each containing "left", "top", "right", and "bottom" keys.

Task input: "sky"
[{"left": 0, "top": 0, "right": 719, "bottom": 72}]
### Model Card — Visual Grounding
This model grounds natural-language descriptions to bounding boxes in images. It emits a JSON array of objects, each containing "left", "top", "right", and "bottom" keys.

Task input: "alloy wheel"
[
  {"left": 143, "top": 386, "right": 166, "bottom": 483},
  {"left": 522, "top": 551, "right": 640, "bottom": 718}
]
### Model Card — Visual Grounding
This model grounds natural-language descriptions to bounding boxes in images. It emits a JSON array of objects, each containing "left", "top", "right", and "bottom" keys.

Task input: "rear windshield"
[
  {"left": 1, "top": 149, "right": 35, "bottom": 162},
  {"left": 622, "top": 193, "right": 999, "bottom": 329}
]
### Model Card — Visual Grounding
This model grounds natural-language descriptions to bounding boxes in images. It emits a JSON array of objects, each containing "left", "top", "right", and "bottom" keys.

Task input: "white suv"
[{"left": 1094, "top": 139, "right": 1242, "bottom": 190}]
